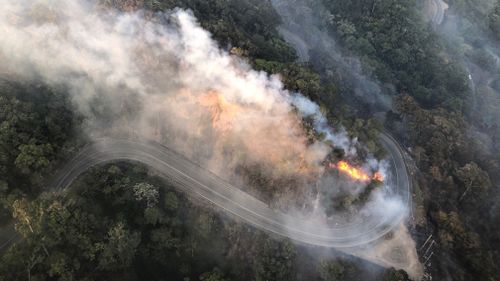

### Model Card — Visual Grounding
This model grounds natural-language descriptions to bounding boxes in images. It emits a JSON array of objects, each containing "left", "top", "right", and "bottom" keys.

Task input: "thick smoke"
[
  {"left": 0, "top": 0, "right": 341, "bottom": 178},
  {"left": 0, "top": 0, "right": 414, "bottom": 275},
  {"left": 289, "top": 94, "right": 356, "bottom": 155}
]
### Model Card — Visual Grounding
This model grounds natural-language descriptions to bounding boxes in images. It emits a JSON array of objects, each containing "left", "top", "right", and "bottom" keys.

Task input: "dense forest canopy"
[{"left": 0, "top": 0, "right": 499, "bottom": 281}]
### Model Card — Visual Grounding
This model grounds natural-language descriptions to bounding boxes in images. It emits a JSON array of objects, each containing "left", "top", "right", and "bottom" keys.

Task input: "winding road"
[
  {"left": 428, "top": 0, "right": 448, "bottom": 25},
  {"left": 0, "top": 133, "right": 411, "bottom": 253}
]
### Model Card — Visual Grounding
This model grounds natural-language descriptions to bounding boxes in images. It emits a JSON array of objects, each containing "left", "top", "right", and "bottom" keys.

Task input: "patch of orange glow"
[
  {"left": 335, "top": 161, "right": 370, "bottom": 181},
  {"left": 198, "top": 91, "right": 240, "bottom": 132},
  {"left": 373, "top": 171, "right": 385, "bottom": 182},
  {"left": 330, "top": 161, "right": 384, "bottom": 182}
]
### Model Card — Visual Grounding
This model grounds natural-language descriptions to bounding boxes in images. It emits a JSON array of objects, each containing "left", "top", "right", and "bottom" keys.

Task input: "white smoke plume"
[
  {"left": 290, "top": 94, "right": 357, "bottom": 155},
  {"left": 0, "top": 0, "right": 365, "bottom": 180},
  {"left": 0, "top": 2, "right": 411, "bottom": 268}
]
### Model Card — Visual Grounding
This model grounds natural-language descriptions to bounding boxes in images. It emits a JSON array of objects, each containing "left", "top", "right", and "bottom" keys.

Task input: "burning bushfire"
[
  {"left": 330, "top": 161, "right": 384, "bottom": 182},
  {"left": 198, "top": 91, "right": 239, "bottom": 132},
  {"left": 197, "top": 91, "right": 386, "bottom": 182}
]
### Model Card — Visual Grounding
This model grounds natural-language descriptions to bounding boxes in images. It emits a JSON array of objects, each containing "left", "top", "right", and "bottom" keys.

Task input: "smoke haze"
[
  {"left": 269, "top": 0, "right": 423, "bottom": 278},
  {"left": 0, "top": 0, "right": 342, "bottom": 179},
  {"left": 0, "top": 1, "right": 416, "bottom": 276},
  {"left": 271, "top": 0, "right": 394, "bottom": 112}
]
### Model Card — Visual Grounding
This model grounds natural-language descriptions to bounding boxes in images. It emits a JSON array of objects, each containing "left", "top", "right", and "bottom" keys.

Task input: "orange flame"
[
  {"left": 330, "top": 161, "right": 384, "bottom": 182},
  {"left": 335, "top": 161, "right": 370, "bottom": 181},
  {"left": 373, "top": 171, "right": 385, "bottom": 182},
  {"left": 198, "top": 91, "right": 240, "bottom": 132}
]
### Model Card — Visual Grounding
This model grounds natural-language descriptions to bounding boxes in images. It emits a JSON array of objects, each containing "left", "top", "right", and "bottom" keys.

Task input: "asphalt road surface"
[
  {"left": 0, "top": 134, "right": 411, "bottom": 253},
  {"left": 430, "top": 0, "right": 448, "bottom": 25}
]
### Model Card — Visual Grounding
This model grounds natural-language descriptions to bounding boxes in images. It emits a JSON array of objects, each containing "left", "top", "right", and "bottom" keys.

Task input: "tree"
[
  {"left": 98, "top": 222, "right": 141, "bottom": 270},
  {"left": 318, "top": 259, "right": 346, "bottom": 281},
  {"left": 490, "top": 4, "right": 500, "bottom": 40},
  {"left": 14, "top": 142, "right": 53, "bottom": 175},
  {"left": 163, "top": 191, "right": 179, "bottom": 211},
  {"left": 199, "top": 268, "right": 228, "bottom": 281},
  {"left": 381, "top": 268, "right": 411, "bottom": 281},
  {"left": 0, "top": 180, "right": 9, "bottom": 222},
  {"left": 455, "top": 162, "right": 491, "bottom": 202},
  {"left": 317, "top": 258, "right": 361, "bottom": 281},
  {"left": 133, "top": 182, "right": 159, "bottom": 208},
  {"left": 195, "top": 212, "right": 217, "bottom": 239},
  {"left": 254, "top": 239, "right": 296, "bottom": 281}
]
